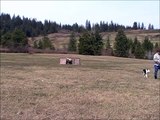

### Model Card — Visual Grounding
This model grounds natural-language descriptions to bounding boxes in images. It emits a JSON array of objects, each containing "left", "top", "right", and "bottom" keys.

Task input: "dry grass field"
[{"left": 0, "top": 53, "right": 160, "bottom": 120}]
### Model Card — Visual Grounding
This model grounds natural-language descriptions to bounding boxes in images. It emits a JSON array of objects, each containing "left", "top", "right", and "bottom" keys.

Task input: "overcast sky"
[{"left": 1, "top": 0, "right": 160, "bottom": 29}]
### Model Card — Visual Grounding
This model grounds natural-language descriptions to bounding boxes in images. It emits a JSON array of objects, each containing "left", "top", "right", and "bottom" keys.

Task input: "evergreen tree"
[
  {"left": 151, "top": 25, "right": 154, "bottom": 30},
  {"left": 78, "top": 25, "right": 86, "bottom": 33},
  {"left": 94, "top": 23, "right": 100, "bottom": 32},
  {"left": 142, "top": 36, "right": 153, "bottom": 52},
  {"left": 11, "top": 28, "right": 28, "bottom": 48},
  {"left": 1, "top": 13, "right": 11, "bottom": 34},
  {"left": 141, "top": 23, "right": 144, "bottom": 30},
  {"left": 38, "top": 40, "right": 44, "bottom": 49},
  {"left": 148, "top": 24, "right": 152, "bottom": 30},
  {"left": 142, "top": 36, "right": 153, "bottom": 59},
  {"left": 134, "top": 41, "right": 145, "bottom": 59},
  {"left": 1, "top": 32, "right": 12, "bottom": 47},
  {"left": 72, "top": 23, "right": 79, "bottom": 32},
  {"left": 133, "top": 22, "right": 137, "bottom": 30},
  {"left": 43, "top": 20, "right": 49, "bottom": 35},
  {"left": 114, "top": 29, "right": 130, "bottom": 57},
  {"left": 85, "top": 20, "right": 91, "bottom": 31},
  {"left": 78, "top": 31, "right": 103, "bottom": 55},
  {"left": 49, "top": 22, "right": 57, "bottom": 33},
  {"left": 131, "top": 37, "right": 138, "bottom": 54},
  {"left": 109, "top": 21, "right": 114, "bottom": 32},
  {"left": 78, "top": 32, "right": 91, "bottom": 55},
  {"left": 36, "top": 37, "right": 54, "bottom": 50},
  {"left": 68, "top": 32, "right": 77, "bottom": 52},
  {"left": 154, "top": 42, "right": 159, "bottom": 50},
  {"left": 93, "top": 31, "right": 104, "bottom": 55},
  {"left": 42, "top": 36, "right": 54, "bottom": 49}
]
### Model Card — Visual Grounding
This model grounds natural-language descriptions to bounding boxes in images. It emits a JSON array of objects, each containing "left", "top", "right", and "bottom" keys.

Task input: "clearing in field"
[{"left": 0, "top": 53, "right": 160, "bottom": 120}]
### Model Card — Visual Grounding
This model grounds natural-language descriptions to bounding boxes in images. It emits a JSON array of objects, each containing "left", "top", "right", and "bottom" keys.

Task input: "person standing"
[{"left": 153, "top": 49, "right": 160, "bottom": 79}]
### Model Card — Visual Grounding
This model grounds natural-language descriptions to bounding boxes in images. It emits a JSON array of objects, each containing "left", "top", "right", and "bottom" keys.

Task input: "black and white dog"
[
  {"left": 143, "top": 69, "right": 150, "bottom": 78},
  {"left": 66, "top": 58, "right": 72, "bottom": 64}
]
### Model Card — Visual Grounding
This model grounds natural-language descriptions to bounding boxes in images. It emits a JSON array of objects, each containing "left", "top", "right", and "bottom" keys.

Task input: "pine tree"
[
  {"left": 154, "top": 42, "right": 159, "bottom": 50},
  {"left": 141, "top": 23, "right": 144, "bottom": 30},
  {"left": 36, "top": 36, "right": 54, "bottom": 50},
  {"left": 134, "top": 41, "right": 145, "bottom": 59},
  {"left": 78, "top": 32, "right": 92, "bottom": 55},
  {"left": 114, "top": 29, "right": 130, "bottom": 57},
  {"left": 148, "top": 24, "right": 152, "bottom": 30},
  {"left": 38, "top": 40, "right": 43, "bottom": 49},
  {"left": 94, "top": 23, "right": 100, "bottom": 32},
  {"left": 133, "top": 22, "right": 137, "bottom": 30},
  {"left": 68, "top": 32, "right": 77, "bottom": 52},
  {"left": 12, "top": 28, "right": 28, "bottom": 48},
  {"left": 142, "top": 36, "right": 153, "bottom": 52},
  {"left": 131, "top": 37, "right": 138, "bottom": 54},
  {"left": 142, "top": 36, "right": 153, "bottom": 59},
  {"left": 85, "top": 20, "right": 91, "bottom": 31},
  {"left": 72, "top": 23, "right": 79, "bottom": 32},
  {"left": 1, "top": 32, "right": 12, "bottom": 47},
  {"left": 42, "top": 36, "right": 54, "bottom": 49},
  {"left": 93, "top": 31, "right": 104, "bottom": 55},
  {"left": 78, "top": 31, "right": 103, "bottom": 55},
  {"left": 151, "top": 25, "right": 154, "bottom": 30}
]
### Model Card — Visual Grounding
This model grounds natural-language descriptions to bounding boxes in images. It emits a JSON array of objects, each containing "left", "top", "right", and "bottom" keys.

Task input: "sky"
[{"left": 1, "top": 0, "right": 160, "bottom": 29}]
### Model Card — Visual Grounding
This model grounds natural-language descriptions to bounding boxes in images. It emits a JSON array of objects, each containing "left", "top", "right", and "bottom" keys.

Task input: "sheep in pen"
[{"left": 59, "top": 58, "right": 80, "bottom": 65}]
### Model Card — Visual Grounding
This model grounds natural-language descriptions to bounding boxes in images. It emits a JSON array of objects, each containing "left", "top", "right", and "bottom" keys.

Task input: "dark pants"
[{"left": 154, "top": 65, "right": 160, "bottom": 79}]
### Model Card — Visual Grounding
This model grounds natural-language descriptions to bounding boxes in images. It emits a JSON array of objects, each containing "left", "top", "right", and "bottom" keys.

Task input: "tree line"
[
  {"left": 113, "top": 30, "right": 156, "bottom": 59},
  {"left": 68, "top": 30, "right": 160, "bottom": 59},
  {"left": 1, "top": 13, "right": 155, "bottom": 38}
]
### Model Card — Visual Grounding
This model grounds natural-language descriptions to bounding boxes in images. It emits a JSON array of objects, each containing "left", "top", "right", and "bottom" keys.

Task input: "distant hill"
[{"left": 29, "top": 29, "right": 160, "bottom": 51}]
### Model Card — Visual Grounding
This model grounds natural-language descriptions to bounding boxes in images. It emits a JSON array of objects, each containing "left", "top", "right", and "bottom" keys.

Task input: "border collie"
[
  {"left": 66, "top": 58, "right": 72, "bottom": 64},
  {"left": 143, "top": 69, "right": 150, "bottom": 78}
]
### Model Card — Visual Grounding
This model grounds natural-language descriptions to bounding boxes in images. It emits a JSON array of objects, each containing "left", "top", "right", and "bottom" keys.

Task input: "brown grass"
[{"left": 1, "top": 53, "right": 160, "bottom": 120}]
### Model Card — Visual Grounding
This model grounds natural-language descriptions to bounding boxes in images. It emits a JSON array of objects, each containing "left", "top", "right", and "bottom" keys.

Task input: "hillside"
[{"left": 29, "top": 30, "right": 160, "bottom": 51}]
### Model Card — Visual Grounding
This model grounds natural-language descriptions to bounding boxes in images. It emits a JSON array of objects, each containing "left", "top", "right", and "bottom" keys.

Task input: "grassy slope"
[
  {"left": 29, "top": 30, "right": 160, "bottom": 50},
  {"left": 1, "top": 53, "right": 160, "bottom": 120}
]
